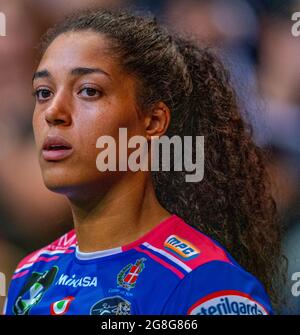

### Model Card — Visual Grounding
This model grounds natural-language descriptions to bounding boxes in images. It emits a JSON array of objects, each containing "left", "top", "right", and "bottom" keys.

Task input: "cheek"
[
  {"left": 73, "top": 113, "right": 132, "bottom": 172},
  {"left": 32, "top": 110, "right": 43, "bottom": 145},
  {"left": 71, "top": 112, "right": 112, "bottom": 169},
  {"left": 76, "top": 107, "right": 122, "bottom": 146}
]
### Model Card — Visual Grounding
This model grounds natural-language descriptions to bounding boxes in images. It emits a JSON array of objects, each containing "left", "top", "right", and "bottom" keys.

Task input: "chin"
[
  {"left": 41, "top": 170, "right": 105, "bottom": 200},
  {"left": 41, "top": 167, "right": 79, "bottom": 194},
  {"left": 41, "top": 163, "right": 124, "bottom": 199},
  {"left": 43, "top": 179, "right": 76, "bottom": 195}
]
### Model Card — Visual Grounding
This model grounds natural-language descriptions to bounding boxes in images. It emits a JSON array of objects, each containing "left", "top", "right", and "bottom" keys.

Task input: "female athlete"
[{"left": 4, "top": 8, "right": 284, "bottom": 315}]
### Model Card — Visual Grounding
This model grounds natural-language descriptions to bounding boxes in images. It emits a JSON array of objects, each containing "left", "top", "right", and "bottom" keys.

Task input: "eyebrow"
[
  {"left": 32, "top": 67, "right": 111, "bottom": 82},
  {"left": 32, "top": 69, "right": 50, "bottom": 82}
]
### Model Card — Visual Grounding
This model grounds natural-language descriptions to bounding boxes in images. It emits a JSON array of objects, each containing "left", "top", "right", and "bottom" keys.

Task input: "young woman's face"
[{"left": 32, "top": 31, "right": 145, "bottom": 197}]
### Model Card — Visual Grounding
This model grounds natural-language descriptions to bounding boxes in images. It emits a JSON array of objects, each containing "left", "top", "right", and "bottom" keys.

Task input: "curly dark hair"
[{"left": 39, "top": 8, "right": 285, "bottom": 310}]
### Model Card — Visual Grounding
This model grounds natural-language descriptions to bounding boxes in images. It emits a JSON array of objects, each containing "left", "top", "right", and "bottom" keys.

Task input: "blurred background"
[{"left": 0, "top": 0, "right": 299, "bottom": 314}]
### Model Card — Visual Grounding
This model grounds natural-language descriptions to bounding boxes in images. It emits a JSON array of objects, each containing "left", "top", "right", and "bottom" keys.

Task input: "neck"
[{"left": 68, "top": 172, "right": 171, "bottom": 252}]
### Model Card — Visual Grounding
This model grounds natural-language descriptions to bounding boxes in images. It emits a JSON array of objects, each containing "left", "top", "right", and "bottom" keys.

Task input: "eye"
[
  {"left": 33, "top": 88, "right": 53, "bottom": 102},
  {"left": 78, "top": 87, "right": 102, "bottom": 98}
]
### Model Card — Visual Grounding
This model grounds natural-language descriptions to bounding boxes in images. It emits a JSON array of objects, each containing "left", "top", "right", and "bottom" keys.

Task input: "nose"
[{"left": 45, "top": 91, "right": 72, "bottom": 127}]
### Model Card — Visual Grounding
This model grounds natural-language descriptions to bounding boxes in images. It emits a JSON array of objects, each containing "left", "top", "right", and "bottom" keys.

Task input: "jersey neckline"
[{"left": 75, "top": 214, "right": 179, "bottom": 261}]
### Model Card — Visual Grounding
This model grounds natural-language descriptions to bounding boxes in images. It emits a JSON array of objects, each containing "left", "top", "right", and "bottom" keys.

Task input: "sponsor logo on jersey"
[
  {"left": 90, "top": 296, "right": 131, "bottom": 315},
  {"left": 164, "top": 235, "right": 200, "bottom": 260},
  {"left": 13, "top": 266, "right": 58, "bottom": 315},
  {"left": 55, "top": 273, "right": 98, "bottom": 288},
  {"left": 187, "top": 290, "right": 269, "bottom": 315},
  {"left": 50, "top": 296, "right": 75, "bottom": 315},
  {"left": 117, "top": 258, "right": 146, "bottom": 290}
]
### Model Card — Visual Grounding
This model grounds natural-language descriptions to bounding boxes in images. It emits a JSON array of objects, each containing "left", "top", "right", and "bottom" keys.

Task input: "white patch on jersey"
[{"left": 188, "top": 291, "right": 269, "bottom": 315}]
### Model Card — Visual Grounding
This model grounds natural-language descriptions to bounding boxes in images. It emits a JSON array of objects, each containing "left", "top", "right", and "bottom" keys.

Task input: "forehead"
[{"left": 38, "top": 31, "right": 122, "bottom": 78}]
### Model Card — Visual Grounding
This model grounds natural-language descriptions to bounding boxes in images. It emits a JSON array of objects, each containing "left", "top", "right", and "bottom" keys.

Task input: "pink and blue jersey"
[{"left": 4, "top": 215, "right": 272, "bottom": 315}]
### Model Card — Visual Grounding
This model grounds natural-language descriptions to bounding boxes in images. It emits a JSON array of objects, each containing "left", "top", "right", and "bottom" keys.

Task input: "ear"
[{"left": 144, "top": 102, "right": 171, "bottom": 141}]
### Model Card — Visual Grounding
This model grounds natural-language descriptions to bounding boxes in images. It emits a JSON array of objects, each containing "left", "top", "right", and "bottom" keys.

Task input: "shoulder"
[
  {"left": 161, "top": 259, "right": 272, "bottom": 315},
  {"left": 13, "top": 230, "right": 76, "bottom": 278},
  {"left": 137, "top": 214, "right": 233, "bottom": 283},
  {"left": 4, "top": 230, "right": 76, "bottom": 315},
  {"left": 156, "top": 215, "right": 232, "bottom": 271},
  {"left": 156, "top": 216, "right": 273, "bottom": 315}
]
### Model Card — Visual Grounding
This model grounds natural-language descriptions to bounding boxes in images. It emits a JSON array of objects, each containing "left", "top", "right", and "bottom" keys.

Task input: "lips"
[{"left": 42, "top": 135, "right": 74, "bottom": 161}]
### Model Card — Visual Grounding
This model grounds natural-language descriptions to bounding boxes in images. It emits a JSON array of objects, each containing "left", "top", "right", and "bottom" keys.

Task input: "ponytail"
[{"left": 154, "top": 36, "right": 285, "bottom": 309}]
